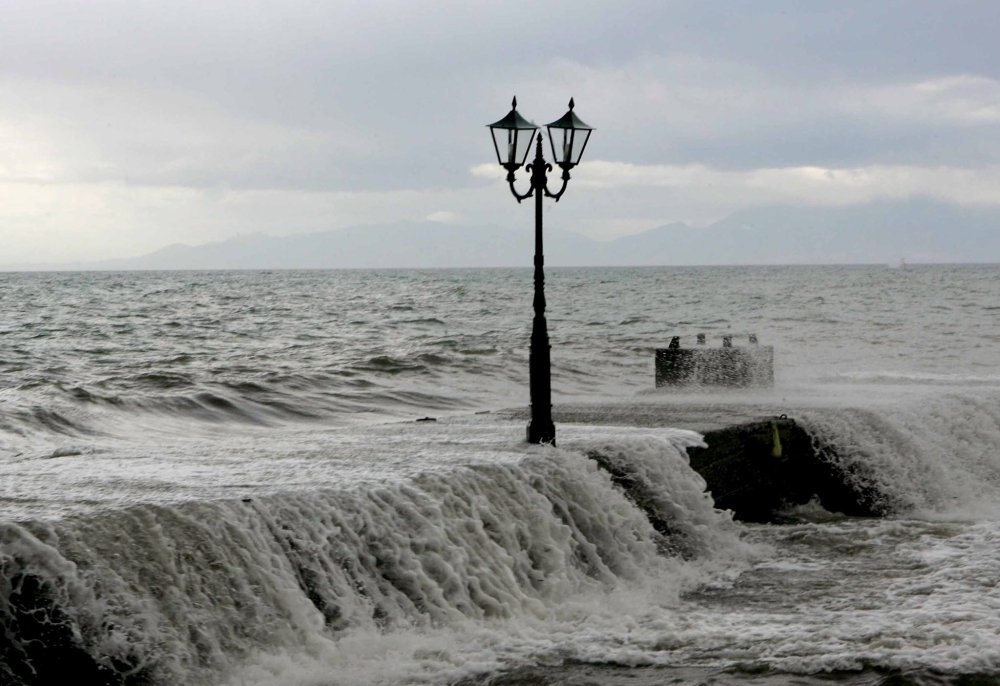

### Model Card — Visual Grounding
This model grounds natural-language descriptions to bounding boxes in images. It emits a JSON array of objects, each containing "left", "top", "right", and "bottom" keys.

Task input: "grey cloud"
[
  {"left": 6, "top": 3, "right": 999, "bottom": 181},
  {"left": 2, "top": 1, "right": 1000, "bottom": 263}
]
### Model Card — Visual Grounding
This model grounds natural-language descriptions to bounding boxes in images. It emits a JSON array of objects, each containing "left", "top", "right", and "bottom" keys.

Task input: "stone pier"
[{"left": 500, "top": 402, "right": 886, "bottom": 522}]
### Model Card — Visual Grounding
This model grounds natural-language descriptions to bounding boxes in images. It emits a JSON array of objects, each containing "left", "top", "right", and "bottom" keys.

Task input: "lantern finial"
[
  {"left": 568, "top": 97, "right": 574, "bottom": 110},
  {"left": 512, "top": 96, "right": 517, "bottom": 109}
]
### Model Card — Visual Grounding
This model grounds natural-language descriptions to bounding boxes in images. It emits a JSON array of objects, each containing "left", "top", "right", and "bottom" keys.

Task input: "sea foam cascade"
[{"left": 1, "top": 431, "right": 746, "bottom": 685}]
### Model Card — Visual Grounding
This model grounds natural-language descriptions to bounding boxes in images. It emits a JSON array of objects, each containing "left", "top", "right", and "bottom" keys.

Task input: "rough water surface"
[{"left": 3, "top": 265, "right": 1000, "bottom": 685}]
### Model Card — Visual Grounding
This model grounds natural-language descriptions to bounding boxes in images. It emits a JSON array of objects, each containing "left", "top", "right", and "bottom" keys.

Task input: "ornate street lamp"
[{"left": 487, "top": 97, "right": 594, "bottom": 445}]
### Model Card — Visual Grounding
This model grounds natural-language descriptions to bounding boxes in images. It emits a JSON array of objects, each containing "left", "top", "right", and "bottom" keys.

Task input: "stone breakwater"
[{"left": 500, "top": 402, "right": 889, "bottom": 522}]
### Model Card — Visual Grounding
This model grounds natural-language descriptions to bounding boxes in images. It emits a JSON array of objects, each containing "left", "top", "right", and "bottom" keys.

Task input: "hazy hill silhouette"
[{"left": 5, "top": 199, "right": 1000, "bottom": 270}]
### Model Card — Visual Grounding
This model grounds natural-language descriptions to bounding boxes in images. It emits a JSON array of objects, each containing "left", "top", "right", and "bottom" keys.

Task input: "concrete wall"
[{"left": 655, "top": 346, "right": 774, "bottom": 388}]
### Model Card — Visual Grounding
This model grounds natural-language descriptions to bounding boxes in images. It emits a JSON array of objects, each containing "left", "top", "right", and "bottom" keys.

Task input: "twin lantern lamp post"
[{"left": 486, "top": 97, "right": 593, "bottom": 446}]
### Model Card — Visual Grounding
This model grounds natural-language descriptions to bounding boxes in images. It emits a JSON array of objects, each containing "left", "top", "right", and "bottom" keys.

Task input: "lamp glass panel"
[
  {"left": 558, "top": 128, "right": 573, "bottom": 164},
  {"left": 548, "top": 126, "right": 587, "bottom": 165},
  {"left": 514, "top": 127, "right": 536, "bottom": 166},
  {"left": 491, "top": 126, "right": 536, "bottom": 167},
  {"left": 569, "top": 128, "right": 591, "bottom": 164},
  {"left": 490, "top": 127, "right": 510, "bottom": 166},
  {"left": 546, "top": 127, "right": 561, "bottom": 165}
]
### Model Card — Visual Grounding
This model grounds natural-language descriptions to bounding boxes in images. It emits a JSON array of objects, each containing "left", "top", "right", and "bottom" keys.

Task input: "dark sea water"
[{"left": 3, "top": 265, "right": 1000, "bottom": 685}]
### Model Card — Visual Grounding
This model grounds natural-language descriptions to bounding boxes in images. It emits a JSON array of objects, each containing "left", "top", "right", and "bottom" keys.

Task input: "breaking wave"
[
  {"left": 799, "top": 388, "right": 1000, "bottom": 518},
  {"left": 0, "top": 433, "right": 749, "bottom": 686}
]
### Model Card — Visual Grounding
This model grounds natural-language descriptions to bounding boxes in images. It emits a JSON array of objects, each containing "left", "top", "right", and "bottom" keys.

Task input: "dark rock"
[
  {"left": 1, "top": 573, "right": 153, "bottom": 686},
  {"left": 687, "top": 418, "right": 886, "bottom": 522}
]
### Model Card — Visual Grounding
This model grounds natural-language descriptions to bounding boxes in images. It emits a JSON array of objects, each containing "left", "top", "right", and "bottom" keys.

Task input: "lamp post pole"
[
  {"left": 507, "top": 135, "right": 569, "bottom": 445},
  {"left": 527, "top": 134, "right": 555, "bottom": 444},
  {"left": 487, "top": 98, "right": 593, "bottom": 446}
]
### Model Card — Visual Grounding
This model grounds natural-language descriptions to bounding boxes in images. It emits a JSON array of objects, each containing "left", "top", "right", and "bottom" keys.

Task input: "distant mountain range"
[{"left": 6, "top": 198, "right": 1000, "bottom": 270}]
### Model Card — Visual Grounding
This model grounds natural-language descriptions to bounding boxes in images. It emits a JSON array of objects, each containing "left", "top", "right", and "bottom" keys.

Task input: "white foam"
[
  {"left": 1, "top": 420, "right": 755, "bottom": 684},
  {"left": 799, "top": 387, "right": 1000, "bottom": 519}
]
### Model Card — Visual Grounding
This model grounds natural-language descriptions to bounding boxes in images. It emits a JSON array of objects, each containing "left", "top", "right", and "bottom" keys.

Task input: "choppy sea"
[{"left": 3, "top": 265, "right": 1000, "bottom": 685}]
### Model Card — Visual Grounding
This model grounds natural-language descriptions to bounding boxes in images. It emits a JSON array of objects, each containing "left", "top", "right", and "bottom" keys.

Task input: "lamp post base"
[{"left": 526, "top": 418, "right": 556, "bottom": 446}]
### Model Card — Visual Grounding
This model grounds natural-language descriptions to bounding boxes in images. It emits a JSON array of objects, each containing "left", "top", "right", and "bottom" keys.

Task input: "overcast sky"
[{"left": 2, "top": 0, "right": 999, "bottom": 263}]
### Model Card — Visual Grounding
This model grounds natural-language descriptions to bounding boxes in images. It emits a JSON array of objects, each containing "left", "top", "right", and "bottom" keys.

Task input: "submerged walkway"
[{"left": 497, "top": 400, "right": 887, "bottom": 521}]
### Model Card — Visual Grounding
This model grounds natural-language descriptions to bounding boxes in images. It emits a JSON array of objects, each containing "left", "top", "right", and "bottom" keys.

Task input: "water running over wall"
[{"left": 1, "top": 433, "right": 746, "bottom": 685}]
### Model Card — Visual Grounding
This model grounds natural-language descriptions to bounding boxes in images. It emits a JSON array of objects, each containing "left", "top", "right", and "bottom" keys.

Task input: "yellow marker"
[{"left": 771, "top": 421, "right": 783, "bottom": 458}]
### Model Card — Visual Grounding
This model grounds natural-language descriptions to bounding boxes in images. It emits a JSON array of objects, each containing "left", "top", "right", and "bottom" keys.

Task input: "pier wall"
[{"left": 655, "top": 346, "right": 774, "bottom": 388}]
